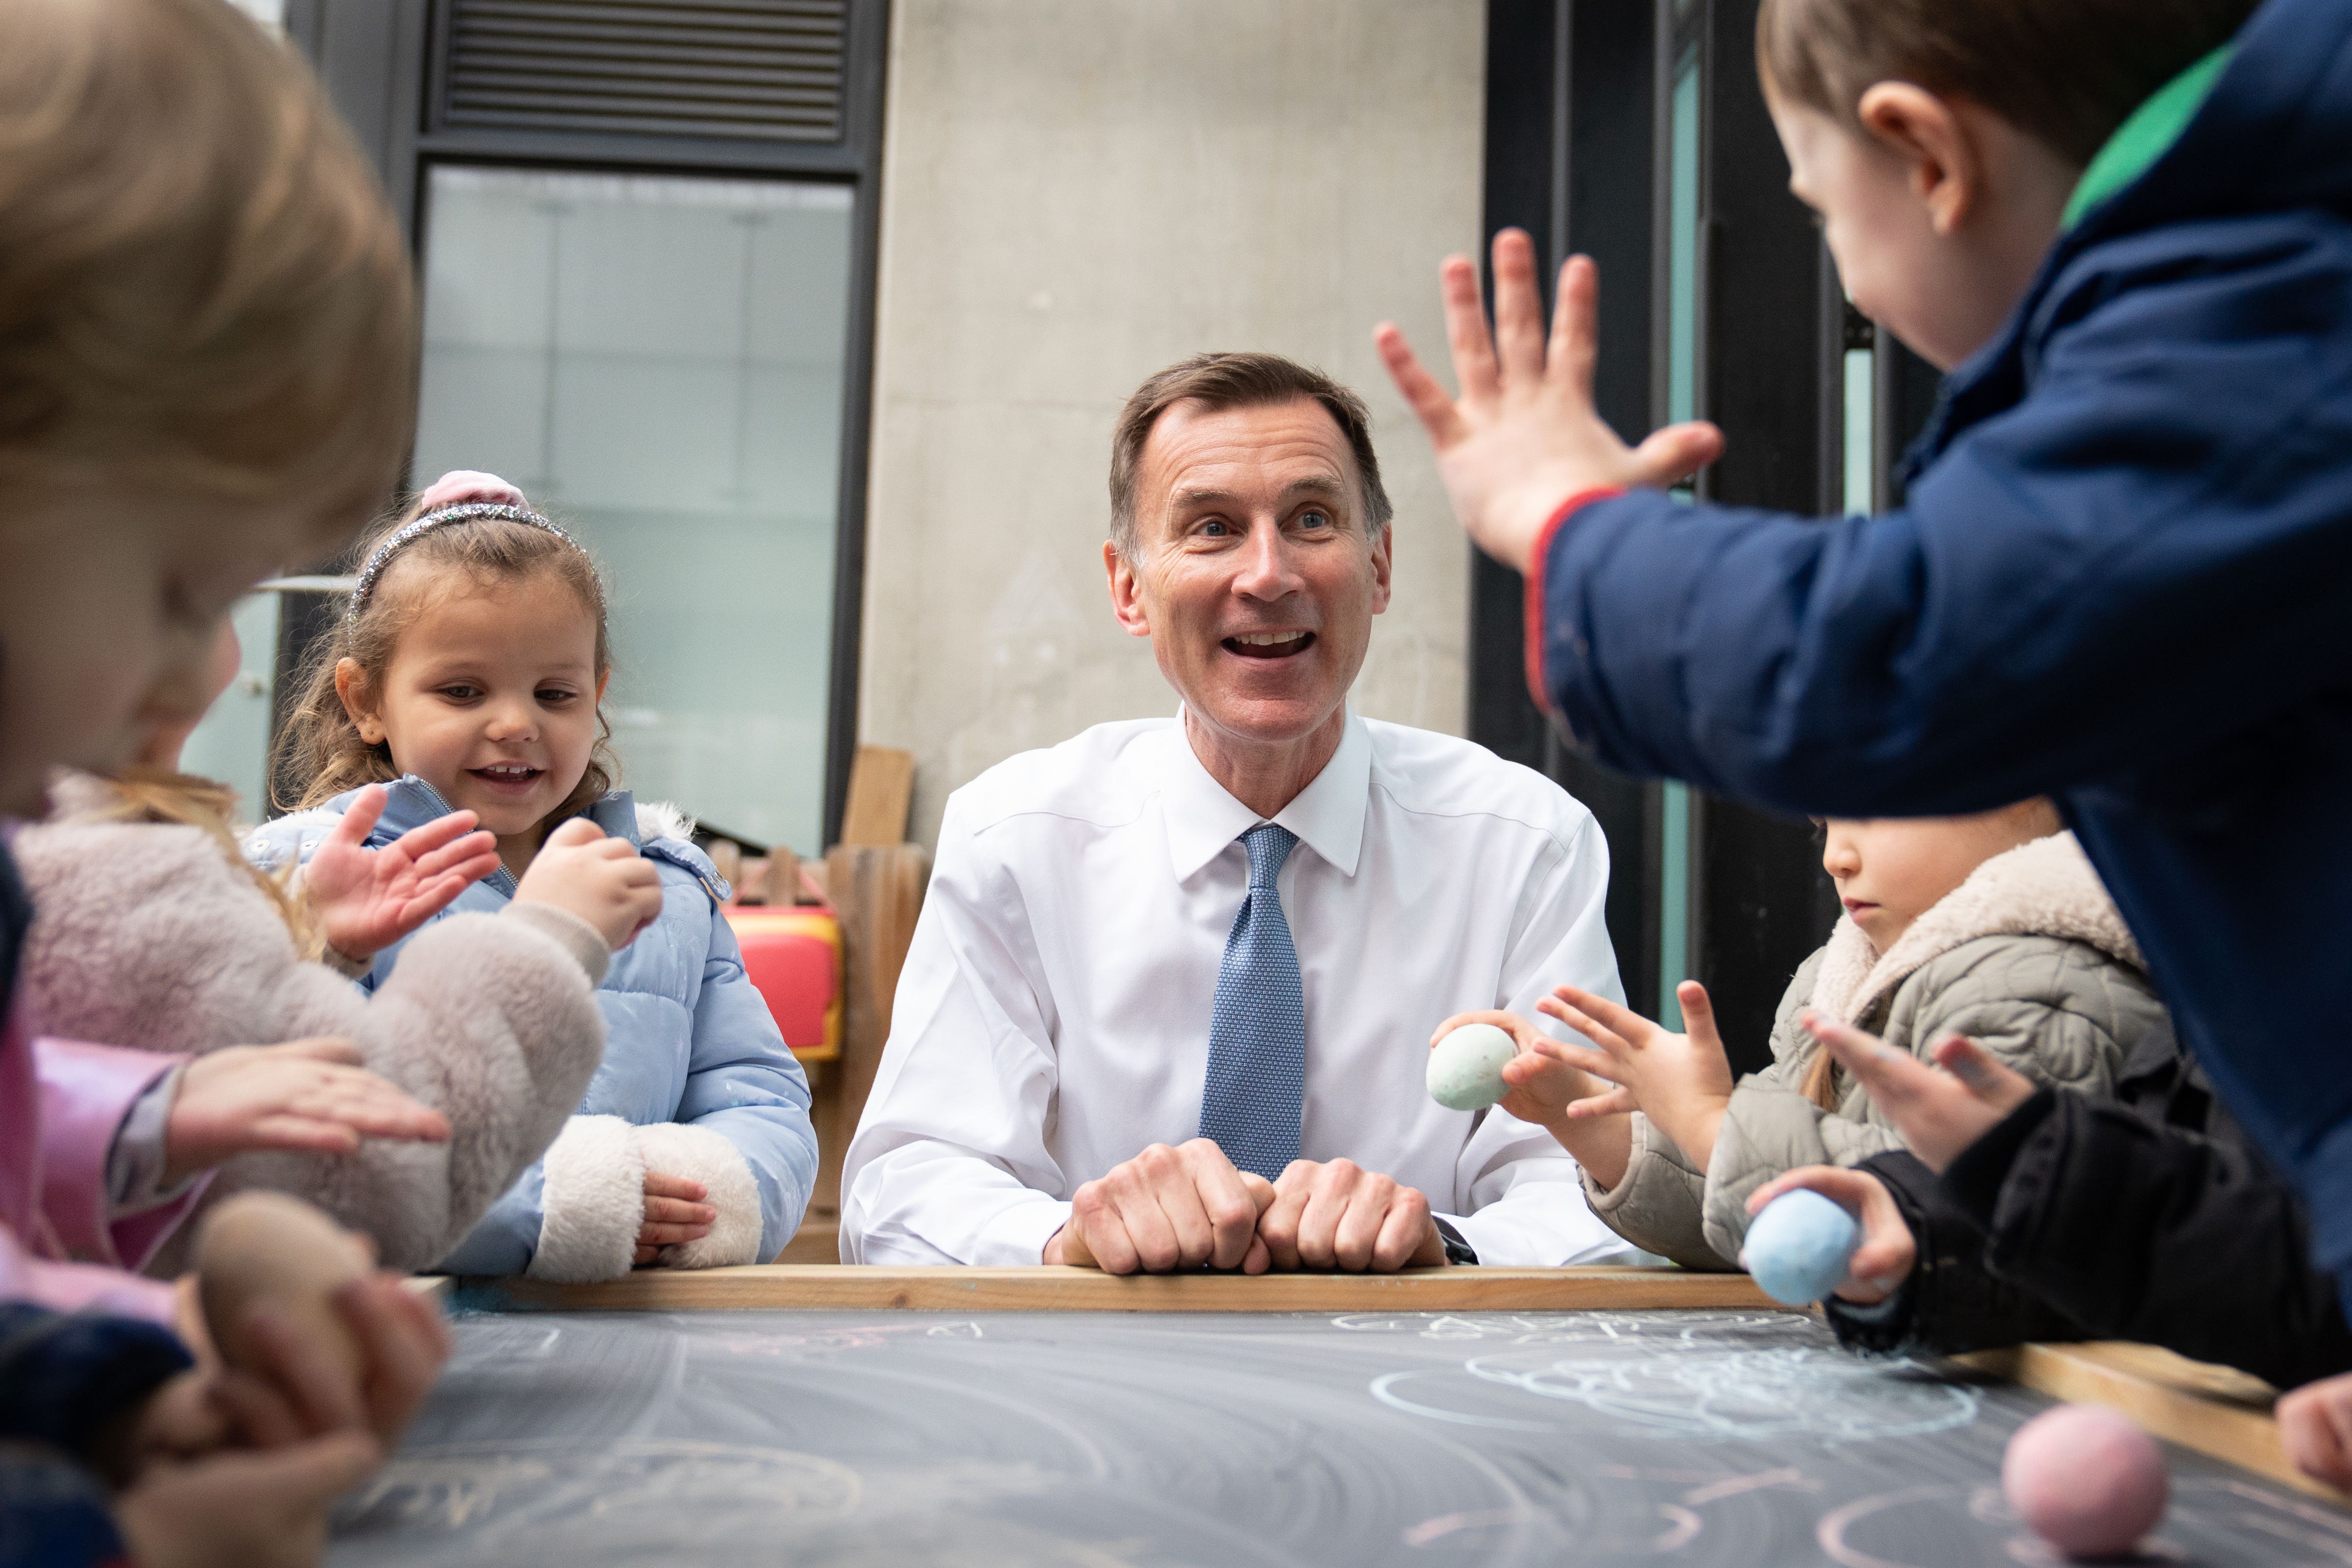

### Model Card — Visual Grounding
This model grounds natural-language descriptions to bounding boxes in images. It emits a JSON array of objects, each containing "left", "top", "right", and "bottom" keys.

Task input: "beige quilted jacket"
[{"left": 1581, "top": 831, "right": 2167, "bottom": 1270}]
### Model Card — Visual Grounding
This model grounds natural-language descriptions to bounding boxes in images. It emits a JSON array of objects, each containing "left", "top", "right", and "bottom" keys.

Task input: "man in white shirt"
[{"left": 841, "top": 352, "right": 1631, "bottom": 1271}]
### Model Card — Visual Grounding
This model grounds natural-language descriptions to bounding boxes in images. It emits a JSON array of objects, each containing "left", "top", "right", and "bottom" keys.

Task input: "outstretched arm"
[{"left": 300, "top": 785, "right": 500, "bottom": 964}]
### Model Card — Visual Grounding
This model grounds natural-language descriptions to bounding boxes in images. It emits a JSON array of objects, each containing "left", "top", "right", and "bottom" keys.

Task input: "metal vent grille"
[{"left": 443, "top": 1, "right": 849, "bottom": 144}]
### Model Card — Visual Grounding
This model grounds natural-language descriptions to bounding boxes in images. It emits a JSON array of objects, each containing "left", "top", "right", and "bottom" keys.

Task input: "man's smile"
[{"left": 1222, "top": 631, "right": 1316, "bottom": 659}]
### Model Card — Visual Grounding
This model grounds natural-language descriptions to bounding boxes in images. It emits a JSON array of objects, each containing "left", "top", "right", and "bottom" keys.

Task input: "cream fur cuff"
[
  {"left": 528, "top": 1115, "right": 764, "bottom": 1281},
  {"left": 635, "top": 1123, "right": 763, "bottom": 1269}
]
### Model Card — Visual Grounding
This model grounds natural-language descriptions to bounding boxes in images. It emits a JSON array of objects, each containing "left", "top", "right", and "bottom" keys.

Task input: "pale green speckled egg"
[{"left": 1426, "top": 1023, "right": 1518, "bottom": 1111}]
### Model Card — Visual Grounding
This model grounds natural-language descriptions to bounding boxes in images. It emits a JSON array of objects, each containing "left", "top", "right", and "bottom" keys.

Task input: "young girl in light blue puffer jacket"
[{"left": 250, "top": 476, "right": 817, "bottom": 1282}]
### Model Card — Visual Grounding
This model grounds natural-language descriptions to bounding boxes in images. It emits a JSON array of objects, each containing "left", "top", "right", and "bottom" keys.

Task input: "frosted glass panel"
[{"left": 414, "top": 166, "right": 853, "bottom": 855}]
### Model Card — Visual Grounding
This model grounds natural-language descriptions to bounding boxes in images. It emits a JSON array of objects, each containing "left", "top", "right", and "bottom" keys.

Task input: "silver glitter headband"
[{"left": 346, "top": 502, "right": 580, "bottom": 615}]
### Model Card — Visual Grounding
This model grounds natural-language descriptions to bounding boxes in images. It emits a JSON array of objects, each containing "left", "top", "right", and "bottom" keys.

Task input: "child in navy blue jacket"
[{"left": 1375, "top": 0, "right": 2352, "bottom": 1484}]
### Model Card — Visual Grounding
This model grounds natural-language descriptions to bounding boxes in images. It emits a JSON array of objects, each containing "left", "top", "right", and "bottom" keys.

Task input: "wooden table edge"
[{"left": 436, "top": 1263, "right": 1778, "bottom": 1314}]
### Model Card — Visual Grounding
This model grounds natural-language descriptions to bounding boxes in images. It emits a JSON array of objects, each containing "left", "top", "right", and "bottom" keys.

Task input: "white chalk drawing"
[
  {"left": 1332, "top": 1310, "right": 1799, "bottom": 1346},
  {"left": 337, "top": 1440, "right": 861, "bottom": 1555},
  {"left": 694, "top": 1319, "right": 988, "bottom": 1358},
  {"left": 1353, "top": 1311, "right": 1978, "bottom": 1446}
]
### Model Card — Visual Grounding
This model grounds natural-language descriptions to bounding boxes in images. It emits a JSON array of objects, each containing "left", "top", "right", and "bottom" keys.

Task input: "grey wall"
[{"left": 858, "top": 0, "right": 1486, "bottom": 848}]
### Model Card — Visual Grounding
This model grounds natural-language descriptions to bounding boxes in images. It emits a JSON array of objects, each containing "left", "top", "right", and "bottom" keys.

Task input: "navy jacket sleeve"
[
  {"left": 1536, "top": 208, "right": 2352, "bottom": 816},
  {"left": 1941, "top": 1088, "right": 2352, "bottom": 1389},
  {"left": 0, "top": 1303, "right": 190, "bottom": 1468}
]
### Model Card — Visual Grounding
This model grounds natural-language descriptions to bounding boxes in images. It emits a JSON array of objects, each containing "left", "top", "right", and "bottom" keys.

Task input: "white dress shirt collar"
[{"left": 1161, "top": 706, "right": 1371, "bottom": 883}]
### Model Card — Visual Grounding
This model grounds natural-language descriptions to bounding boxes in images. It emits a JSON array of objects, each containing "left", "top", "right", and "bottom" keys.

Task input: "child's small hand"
[
  {"left": 1539, "top": 981, "right": 1737, "bottom": 1171},
  {"left": 2279, "top": 1371, "right": 2352, "bottom": 1491},
  {"left": 1745, "top": 1167, "right": 1916, "bottom": 1304},
  {"left": 1801, "top": 1013, "right": 2037, "bottom": 1172},
  {"left": 514, "top": 817, "right": 666, "bottom": 951},
  {"left": 634, "top": 1171, "right": 716, "bottom": 1266},
  {"left": 115, "top": 1431, "right": 383, "bottom": 1568},
  {"left": 1426, "top": 1009, "right": 1628, "bottom": 1127},
  {"left": 1429, "top": 1009, "right": 1637, "bottom": 1190},
  {"left": 165, "top": 1040, "right": 451, "bottom": 1183},
  {"left": 304, "top": 784, "right": 500, "bottom": 963}
]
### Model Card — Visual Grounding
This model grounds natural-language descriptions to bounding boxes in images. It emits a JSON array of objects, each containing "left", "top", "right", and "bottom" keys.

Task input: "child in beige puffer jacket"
[{"left": 1434, "top": 800, "right": 2169, "bottom": 1271}]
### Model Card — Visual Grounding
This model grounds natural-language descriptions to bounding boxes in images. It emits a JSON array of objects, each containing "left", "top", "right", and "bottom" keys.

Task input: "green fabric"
[{"left": 2063, "top": 44, "right": 2237, "bottom": 230}]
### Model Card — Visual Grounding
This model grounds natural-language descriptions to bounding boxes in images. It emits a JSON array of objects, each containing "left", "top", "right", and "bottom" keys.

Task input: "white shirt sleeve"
[
  {"left": 1438, "top": 811, "right": 1645, "bottom": 1266},
  {"left": 839, "top": 801, "right": 1075, "bottom": 1265}
]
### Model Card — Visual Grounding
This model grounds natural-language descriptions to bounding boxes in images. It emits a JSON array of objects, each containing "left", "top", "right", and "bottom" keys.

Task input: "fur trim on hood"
[
  {"left": 1811, "top": 831, "right": 2144, "bottom": 1028},
  {"left": 634, "top": 800, "right": 696, "bottom": 845}
]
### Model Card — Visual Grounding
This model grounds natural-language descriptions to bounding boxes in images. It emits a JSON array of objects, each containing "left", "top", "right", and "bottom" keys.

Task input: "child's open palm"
[
  {"left": 1539, "top": 981, "right": 1738, "bottom": 1171},
  {"left": 303, "top": 783, "right": 501, "bottom": 963},
  {"left": 165, "top": 1039, "right": 451, "bottom": 1183}
]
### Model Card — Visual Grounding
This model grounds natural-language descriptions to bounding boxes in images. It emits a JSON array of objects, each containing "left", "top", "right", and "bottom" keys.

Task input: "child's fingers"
[
  {"left": 1629, "top": 419, "right": 1727, "bottom": 490},
  {"left": 242, "top": 1117, "right": 364, "bottom": 1154},
  {"left": 637, "top": 1220, "right": 713, "bottom": 1248},
  {"left": 1525, "top": 1032, "right": 1630, "bottom": 1084},
  {"left": 328, "top": 786, "right": 387, "bottom": 847},
  {"left": 268, "top": 1037, "right": 366, "bottom": 1066},
  {"left": 1534, "top": 995, "right": 1631, "bottom": 1057},
  {"left": 543, "top": 816, "right": 606, "bottom": 851},
  {"left": 1562, "top": 1086, "right": 1637, "bottom": 1119},
  {"left": 642, "top": 1172, "right": 709, "bottom": 1203},
  {"left": 1928, "top": 1035, "right": 2037, "bottom": 1113},
  {"left": 1675, "top": 981, "right": 1722, "bottom": 1046},
  {"left": 240, "top": 1305, "right": 367, "bottom": 1438},
  {"left": 642, "top": 1195, "right": 717, "bottom": 1227},
  {"left": 634, "top": 1243, "right": 662, "bottom": 1266},
  {"left": 333, "top": 1279, "right": 449, "bottom": 1442},
  {"left": 405, "top": 828, "right": 497, "bottom": 880},
  {"left": 1490, "top": 228, "right": 1549, "bottom": 385},
  {"left": 1438, "top": 252, "right": 1502, "bottom": 407},
  {"left": 250, "top": 1430, "right": 384, "bottom": 1508},
  {"left": 1746, "top": 1164, "right": 1869, "bottom": 1215},
  {"left": 1548, "top": 985, "right": 1653, "bottom": 1046},
  {"left": 386, "top": 812, "right": 483, "bottom": 863},
  {"left": 1801, "top": 1011, "right": 1921, "bottom": 1098},
  {"left": 209, "top": 1368, "right": 307, "bottom": 1451},
  {"left": 1375, "top": 321, "right": 1469, "bottom": 447}
]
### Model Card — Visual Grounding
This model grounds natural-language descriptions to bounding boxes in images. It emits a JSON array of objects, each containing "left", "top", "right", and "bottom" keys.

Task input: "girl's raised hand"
[
  {"left": 1374, "top": 231, "right": 1724, "bottom": 576},
  {"left": 1540, "top": 981, "right": 1737, "bottom": 1171},
  {"left": 1801, "top": 1013, "right": 2038, "bottom": 1171},
  {"left": 304, "top": 784, "right": 501, "bottom": 963},
  {"left": 1744, "top": 1166, "right": 1916, "bottom": 1305},
  {"left": 164, "top": 1039, "right": 451, "bottom": 1183},
  {"left": 513, "top": 817, "right": 666, "bottom": 950}
]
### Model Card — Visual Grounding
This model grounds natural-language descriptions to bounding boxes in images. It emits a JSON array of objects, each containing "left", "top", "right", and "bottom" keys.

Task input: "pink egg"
[{"left": 2003, "top": 1404, "right": 2170, "bottom": 1559}]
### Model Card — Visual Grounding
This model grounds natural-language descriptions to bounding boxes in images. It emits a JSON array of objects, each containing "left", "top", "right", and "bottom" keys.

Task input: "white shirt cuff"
[{"left": 972, "top": 1197, "right": 1074, "bottom": 1266}]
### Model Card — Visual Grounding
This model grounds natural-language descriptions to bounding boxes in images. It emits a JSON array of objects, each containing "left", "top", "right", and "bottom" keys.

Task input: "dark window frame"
[{"left": 281, "top": 0, "right": 888, "bottom": 846}]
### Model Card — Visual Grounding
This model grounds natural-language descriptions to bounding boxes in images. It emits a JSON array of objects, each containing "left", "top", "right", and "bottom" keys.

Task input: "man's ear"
[
  {"left": 1105, "top": 537, "right": 1153, "bottom": 640},
  {"left": 1367, "top": 522, "right": 1394, "bottom": 616},
  {"left": 1856, "top": 82, "right": 1982, "bottom": 236},
  {"left": 333, "top": 657, "right": 385, "bottom": 745}
]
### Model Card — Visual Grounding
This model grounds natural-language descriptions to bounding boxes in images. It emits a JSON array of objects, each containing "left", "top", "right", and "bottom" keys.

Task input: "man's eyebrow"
[{"left": 1167, "top": 475, "right": 1350, "bottom": 510}]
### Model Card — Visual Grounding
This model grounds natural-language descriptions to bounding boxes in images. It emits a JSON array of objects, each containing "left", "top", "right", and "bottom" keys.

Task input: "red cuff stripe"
[{"left": 1522, "top": 488, "right": 1625, "bottom": 716}]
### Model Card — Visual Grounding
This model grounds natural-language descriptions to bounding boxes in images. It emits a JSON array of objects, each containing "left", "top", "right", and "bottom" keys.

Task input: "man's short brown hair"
[
  {"left": 1756, "top": 0, "right": 2256, "bottom": 168},
  {"left": 1108, "top": 352, "right": 1394, "bottom": 559}
]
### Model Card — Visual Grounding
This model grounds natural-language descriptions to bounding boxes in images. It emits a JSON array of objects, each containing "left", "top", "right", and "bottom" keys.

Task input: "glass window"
[{"left": 413, "top": 165, "right": 853, "bottom": 855}]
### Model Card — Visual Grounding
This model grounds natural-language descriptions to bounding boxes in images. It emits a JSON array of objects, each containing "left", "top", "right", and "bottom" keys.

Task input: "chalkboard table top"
[{"left": 341, "top": 1301, "right": 2352, "bottom": 1567}]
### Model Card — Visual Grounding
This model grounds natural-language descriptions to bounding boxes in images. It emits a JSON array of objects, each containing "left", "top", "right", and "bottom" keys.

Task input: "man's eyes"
[
  {"left": 1298, "top": 509, "right": 1332, "bottom": 530},
  {"left": 1199, "top": 519, "right": 1232, "bottom": 537}
]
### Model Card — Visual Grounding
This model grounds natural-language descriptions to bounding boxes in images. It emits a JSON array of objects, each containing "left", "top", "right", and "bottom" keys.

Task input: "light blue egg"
[
  {"left": 1426, "top": 1023, "right": 1518, "bottom": 1111},
  {"left": 1741, "top": 1189, "right": 1861, "bottom": 1306}
]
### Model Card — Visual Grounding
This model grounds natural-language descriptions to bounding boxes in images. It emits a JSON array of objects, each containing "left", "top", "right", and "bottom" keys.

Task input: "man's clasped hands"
[{"left": 1044, "top": 1145, "right": 1448, "bottom": 1274}]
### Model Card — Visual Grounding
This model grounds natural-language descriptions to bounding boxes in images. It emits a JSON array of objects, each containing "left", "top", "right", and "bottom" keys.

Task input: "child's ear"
[
  {"left": 333, "top": 657, "right": 385, "bottom": 745},
  {"left": 1855, "top": 82, "right": 1982, "bottom": 237}
]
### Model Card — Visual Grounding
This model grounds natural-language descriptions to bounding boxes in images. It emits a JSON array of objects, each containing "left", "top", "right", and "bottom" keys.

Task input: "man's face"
[{"left": 1108, "top": 397, "right": 1392, "bottom": 752}]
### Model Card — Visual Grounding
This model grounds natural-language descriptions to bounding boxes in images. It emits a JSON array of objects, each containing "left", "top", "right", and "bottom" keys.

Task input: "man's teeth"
[{"left": 1232, "top": 632, "right": 1306, "bottom": 646}]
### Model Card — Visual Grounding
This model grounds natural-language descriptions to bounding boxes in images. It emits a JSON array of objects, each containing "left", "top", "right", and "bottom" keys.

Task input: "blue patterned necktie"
[{"left": 1197, "top": 823, "right": 1306, "bottom": 1180}]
